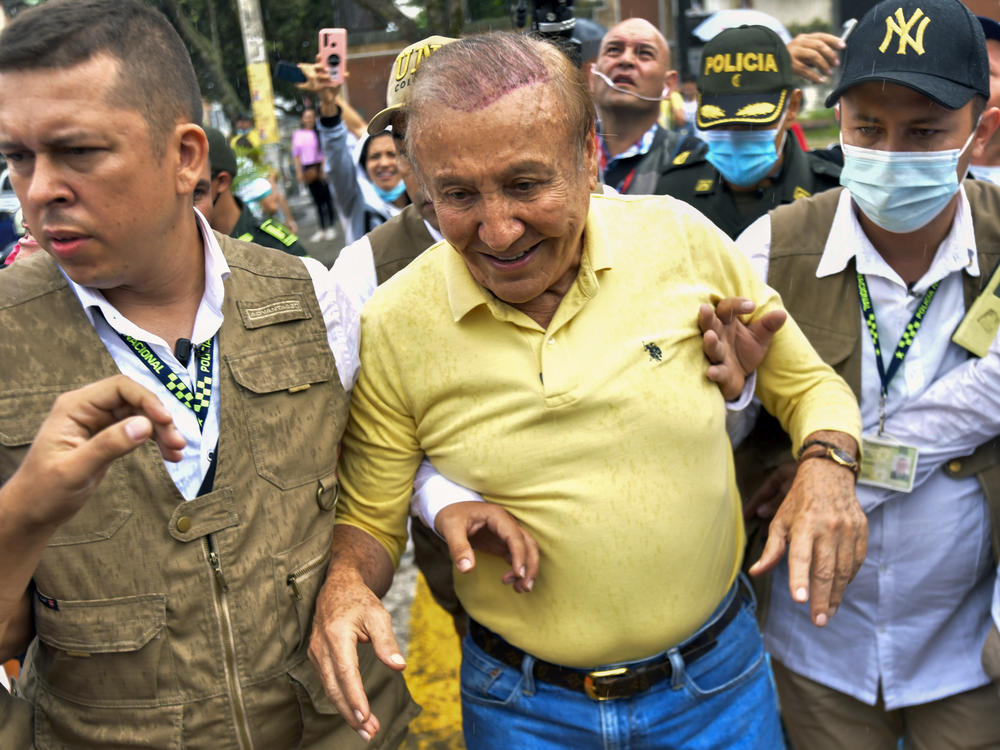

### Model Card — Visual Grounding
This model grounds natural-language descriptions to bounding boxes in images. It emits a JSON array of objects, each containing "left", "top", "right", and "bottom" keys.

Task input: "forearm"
[
  {"left": 317, "top": 116, "right": 360, "bottom": 219},
  {"left": 0, "top": 477, "right": 57, "bottom": 656},
  {"left": 0, "top": 590, "right": 31, "bottom": 662},
  {"left": 337, "top": 95, "right": 367, "bottom": 139},
  {"left": 328, "top": 523, "right": 395, "bottom": 599}
]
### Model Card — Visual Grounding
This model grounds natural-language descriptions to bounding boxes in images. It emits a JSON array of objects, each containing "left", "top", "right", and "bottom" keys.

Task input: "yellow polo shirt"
[{"left": 336, "top": 193, "right": 860, "bottom": 668}]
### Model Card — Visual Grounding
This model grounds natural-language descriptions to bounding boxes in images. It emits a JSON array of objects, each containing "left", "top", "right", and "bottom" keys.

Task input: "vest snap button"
[
  {"left": 947, "top": 460, "right": 962, "bottom": 474},
  {"left": 176, "top": 516, "right": 192, "bottom": 533}
]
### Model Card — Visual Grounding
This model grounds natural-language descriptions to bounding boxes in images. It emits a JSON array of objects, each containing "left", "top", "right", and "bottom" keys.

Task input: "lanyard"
[
  {"left": 119, "top": 334, "right": 215, "bottom": 433},
  {"left": 856, "top": 272, "right": 939, "bottom": 434},
  {"left": 596, "top": 133, "right": 639, "bottom": 194}
]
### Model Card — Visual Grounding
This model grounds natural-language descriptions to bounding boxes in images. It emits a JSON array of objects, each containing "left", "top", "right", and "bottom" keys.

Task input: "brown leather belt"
[{"left": 468, "top": 585, "right": 743, "bottom": 701}]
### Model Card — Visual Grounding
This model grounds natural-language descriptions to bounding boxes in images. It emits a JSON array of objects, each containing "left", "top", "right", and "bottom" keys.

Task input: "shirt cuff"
[
  {"left": 725, "top": 371, "right": 756, "bottom": 411},
  {"left": 411, "top": 457, "right": 485, "bottom": 534}
]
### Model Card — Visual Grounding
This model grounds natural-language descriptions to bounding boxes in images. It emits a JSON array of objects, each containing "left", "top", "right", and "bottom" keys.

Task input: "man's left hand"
[
  {"left": 700, "top": 297, "right": 787, "bottom": 400},
  {"left": 748, "top": 430, "right": 867, "bottom": 627}
]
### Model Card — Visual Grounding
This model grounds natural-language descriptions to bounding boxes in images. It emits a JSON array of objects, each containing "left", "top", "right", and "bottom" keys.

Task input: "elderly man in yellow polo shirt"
[{"left": 309, "top": 32, "right": 865, "bottom": 750}]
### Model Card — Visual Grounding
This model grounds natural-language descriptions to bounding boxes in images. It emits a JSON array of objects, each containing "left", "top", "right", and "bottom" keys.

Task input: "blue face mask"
[
  {"left": 967, "top": 164, "right": 1000, "bottom": 186},
  {"left": 839, "top": 128, "right": 977, "bottom": 234},
  {"left": 375, "top": 181, "right": 407, "bottom": 204},
  {"left": 702, "top": 123, "right": 784, "bottom": 187}
]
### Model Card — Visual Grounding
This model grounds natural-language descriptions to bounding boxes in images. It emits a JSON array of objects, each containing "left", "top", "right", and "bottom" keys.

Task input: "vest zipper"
[
  {"left": 203, "top": 536, "right": 255, "bottom": 750},
  {"left": 286, "top": 549, "right": 330, "bottom": 600}
]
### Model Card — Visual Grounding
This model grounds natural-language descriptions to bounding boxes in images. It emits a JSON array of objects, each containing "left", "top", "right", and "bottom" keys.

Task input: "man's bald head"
[{"left": 602, "top": 18, "right": 670, "bottom": 62}]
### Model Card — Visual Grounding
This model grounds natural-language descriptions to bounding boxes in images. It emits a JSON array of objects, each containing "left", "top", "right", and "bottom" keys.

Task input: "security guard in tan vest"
[
  {"left": 655, "top": 25, "right": 841, "bottom": 239},
  {"left": 196, "top": 127, "right": 308, "bottom": 257},
  {"left": 0, "top": 1, "right": 416, "bottom": 747},
  {"left": 720, "top": 0, "right": 1000, "bottom": 746}
]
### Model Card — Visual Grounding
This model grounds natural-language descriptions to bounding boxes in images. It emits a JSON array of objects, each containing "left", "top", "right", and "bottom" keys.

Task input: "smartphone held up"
[{"left": 319, "top": 28, "right": 347, "bottom": 85}]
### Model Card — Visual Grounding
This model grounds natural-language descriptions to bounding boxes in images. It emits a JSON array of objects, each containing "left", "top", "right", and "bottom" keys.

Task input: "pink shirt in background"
[{"left": 292, "top": 128, "right": 324, "bottom": 167}]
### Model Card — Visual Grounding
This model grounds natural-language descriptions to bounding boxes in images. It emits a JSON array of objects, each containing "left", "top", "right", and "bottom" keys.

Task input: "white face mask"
[{"left": 839, "top": 126, "right": 978, "bottom": 234}]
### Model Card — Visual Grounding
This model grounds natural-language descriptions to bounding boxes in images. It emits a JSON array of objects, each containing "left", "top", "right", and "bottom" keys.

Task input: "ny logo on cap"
[{"left": 879, "top": 7, "right": 930, "bottom": 55}]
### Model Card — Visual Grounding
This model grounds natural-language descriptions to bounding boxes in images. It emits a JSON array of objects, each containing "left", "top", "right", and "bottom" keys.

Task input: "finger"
[
  {"left": 826, "top": 533, "right": 857, "bottom": 617},
  {"left": 807, "top": 534, "right": 837, "bottom": 627},
  {"left": 794, "top": 64, "right": 826, "bottom": 84},
  {"left": 365, "top": 609, "right": 407, "bottom": 674},
  {"left": 784, "top": 525, "right": 814, "bottom": 608},
  {"left": 309, "top": 631, "right": 373, "bottom": 738},
  {"left": 436, "top": 514, "right": 477, "bottom": 573},
  {"left": 714, "top": 296, "right": 755, "bottom": 323},
  {"left": 697, "top": 303, "right": 718, "bottom": 334},
  {"left": 749, "top": 309, "right": 787, "bottom": 342},
  {"left": 705, "top": 363, "right": 741, "bottom": 401},
  {"left": 748, "top": 519, "right": 787, "bottom": 577},
  {"left": 702, "top": 328, "right": 726, "bottom": 364},
  {"left": 490, "top": 516, "right": 530, "bottom": 585},
  {"left": 520, "top": 526, "right": 540, "bottom": 589}
]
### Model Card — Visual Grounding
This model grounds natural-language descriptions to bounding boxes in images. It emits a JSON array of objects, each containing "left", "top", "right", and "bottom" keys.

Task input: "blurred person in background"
[{"left": 293, "top": 107, "right": 337, "bottom": 242}]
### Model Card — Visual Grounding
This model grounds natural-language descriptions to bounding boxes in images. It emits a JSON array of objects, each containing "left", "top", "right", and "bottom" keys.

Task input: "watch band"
[{"left": 798, "top": 444, "right": 860, "bottom": 477}]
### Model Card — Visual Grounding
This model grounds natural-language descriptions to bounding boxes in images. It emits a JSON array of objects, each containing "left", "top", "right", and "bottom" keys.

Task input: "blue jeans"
[{"left": 460, "top": 581, "right": 785, "bottom": 750}]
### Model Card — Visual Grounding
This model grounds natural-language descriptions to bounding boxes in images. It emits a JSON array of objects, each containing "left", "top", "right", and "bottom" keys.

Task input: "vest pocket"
[
  {"left": 226, "top": 341, "right": 342, "bottom": 489},
  {"left": 34, "top": 691, "right": 182, "bottom": 749},
  {"left": 31, "top": 593, "right": 171, "bottom": 706},
  {"left": 0, "top": 388, "right": 132, "bottom": 545},
  {"left": 274, "top": 530, "right": 333, "bottom": 654}
]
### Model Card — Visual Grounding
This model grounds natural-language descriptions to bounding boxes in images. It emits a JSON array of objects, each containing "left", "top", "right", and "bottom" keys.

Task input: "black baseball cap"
[
  {"left": 979, "top": 15, "right": 1000, "bottom": 43},
  {"left": 697, "top": 25, "right": 795, "bottom": 129},
  {"left": 203, "top": 127, "right": 237, "bottom": 177},
  {"left": 825, "top": 0, "right": 989, "bottom": 109}
]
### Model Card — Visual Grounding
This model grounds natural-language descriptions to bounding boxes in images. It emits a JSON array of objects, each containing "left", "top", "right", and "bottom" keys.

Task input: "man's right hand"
[
  {"left": 0, "top": 375, "right": 183, "bottom": 659},
  {"left": 786, "top": 32, "right": 845, "bottom": 83},
  {"left": 5, "top": 374, "right": 184, "bottom": 529},
  {"left": 308, "top": 525, "right": 403, "bottom": 744},
  {"left": 296, "top": 58, "right": 342, "bottom": 116},
  {"left": 435, "top": 501, "right": 540, "bottom": 592},
  {"left": 700, "top": 297, "right": 787, "bottom": 400}
]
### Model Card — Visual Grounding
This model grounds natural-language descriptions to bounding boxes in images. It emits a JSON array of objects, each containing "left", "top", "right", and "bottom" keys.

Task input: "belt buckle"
[{"left": 583, "top": 667, "right": 629, "bottom": 701}]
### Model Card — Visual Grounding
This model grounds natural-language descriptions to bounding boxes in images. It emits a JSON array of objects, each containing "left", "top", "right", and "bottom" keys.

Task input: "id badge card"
[{"left": 858, "top": 434, "right": 918, "bottom": 493}]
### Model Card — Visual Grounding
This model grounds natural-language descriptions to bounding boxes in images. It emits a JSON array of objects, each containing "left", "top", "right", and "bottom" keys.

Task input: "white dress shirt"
[
  {"left": 738, "top": 188, "right": 994, "bottom": 709},
  {"left": 64, "top": 210, "right": 361, "bottom": 499},
  {"left": 332, "top": 216, "right": 443, "bottom": 316},
  {"left": 876, "top": 323, "right": 1000, "bottom": 634}
]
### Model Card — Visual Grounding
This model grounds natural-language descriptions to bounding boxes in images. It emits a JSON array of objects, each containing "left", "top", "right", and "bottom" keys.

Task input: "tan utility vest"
[
  {"left": 0, "top": 235, "right": 416, "bottom": 748},
  {"left": 369, "top": 203, "right": 435, "bottom": 286},
  {"left": 736, "top": 181, "right": 1000, "bottom": 569}
]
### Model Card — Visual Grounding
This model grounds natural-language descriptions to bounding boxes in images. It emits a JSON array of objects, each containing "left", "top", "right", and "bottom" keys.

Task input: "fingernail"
[
  {"left": 124, "top": 417, "right": 147, "bottom": 441},
  {"left": 795, "top": 587, "right": 808, "bottom": 602},
  {"left": 390, "top": 653, "right": 406, "bottom": 666},
  {"left": 815, "top": 613, "right": 828, "bottom": 627},
  {"left": 359, "top": 729, "right": 372, "bottom": 742},
  {"left": 519, "top": 565, "right": 526, "bottom": 578},
  {"left": 457, "top": 558, "right": 472, "bottom": 572},
  {"left": 525, "top": 578, "right": 534, "bottom": 591},
  {"left": 354, "top": 710, "right": 365, "bottom": 723},
  {"left": 739, "top": 300, "right": 754, "bottom": 313}
]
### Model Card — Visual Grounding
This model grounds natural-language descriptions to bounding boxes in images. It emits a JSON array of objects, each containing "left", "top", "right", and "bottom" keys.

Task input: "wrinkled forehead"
[{"left": 599, "top": 20, "right": 667, "bottom": 57}]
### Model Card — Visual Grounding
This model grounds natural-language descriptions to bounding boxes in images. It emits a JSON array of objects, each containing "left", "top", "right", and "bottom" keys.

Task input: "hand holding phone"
[{"left": 319, "top": 28, "right": 347, "bottom": 86}]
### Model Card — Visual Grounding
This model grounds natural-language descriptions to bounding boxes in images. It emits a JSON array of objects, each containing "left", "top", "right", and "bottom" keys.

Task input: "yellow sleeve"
[
  {"left": 686, "top": 209, "right": 862, "bottom": 451},
  {"left": 334, "top": 305, "right": 421, "bottom": 569}
]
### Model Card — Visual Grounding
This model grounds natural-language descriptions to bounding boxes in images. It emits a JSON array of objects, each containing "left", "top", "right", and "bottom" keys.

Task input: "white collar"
[
  {"left": 65, "top": 209, "right": 230, "bottom": 347},
  {"left": 817, "top": 186, "right": 980, "bottom": 293}
]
